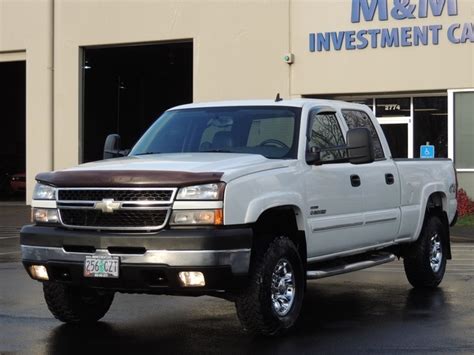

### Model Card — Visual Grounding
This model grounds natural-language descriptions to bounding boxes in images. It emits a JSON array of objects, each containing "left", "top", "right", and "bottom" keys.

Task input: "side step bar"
[{"left": 306, "top": 253, "right": 396, "bottom": 280}]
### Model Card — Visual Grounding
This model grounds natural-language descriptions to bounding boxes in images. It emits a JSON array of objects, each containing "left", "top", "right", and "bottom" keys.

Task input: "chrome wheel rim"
[
  {"left": 430, "top": 233, "right": 443, "bottom": 273},
  {"left": 271, "top": 258, "right": 295, "bottom": 317}
]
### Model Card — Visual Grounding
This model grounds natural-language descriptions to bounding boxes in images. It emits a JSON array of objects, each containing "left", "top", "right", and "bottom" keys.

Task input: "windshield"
[{"left": 130, "top": 106, "right": 301, "bottom": 159}]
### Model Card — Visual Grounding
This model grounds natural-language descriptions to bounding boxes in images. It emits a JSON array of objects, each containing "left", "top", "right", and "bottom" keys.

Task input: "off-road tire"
[
  {"left": 43, "top": 282, "right": 114, "bottom": 323},
  {"left": 403, "top": 215, "right": 447, "bottom": 288},
  {"left": 235, "top": 236, "right": 305, "bottom": 336}
]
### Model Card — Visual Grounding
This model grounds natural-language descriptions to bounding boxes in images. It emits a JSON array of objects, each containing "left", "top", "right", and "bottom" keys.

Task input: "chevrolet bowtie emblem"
[{"left": 95, "top": 199, "right": 121, "bottom": 213}]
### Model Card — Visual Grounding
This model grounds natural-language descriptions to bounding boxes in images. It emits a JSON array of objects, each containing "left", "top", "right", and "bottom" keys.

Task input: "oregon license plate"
[{"left": 84, "top": 255, "right": 119, "bottom": 278}]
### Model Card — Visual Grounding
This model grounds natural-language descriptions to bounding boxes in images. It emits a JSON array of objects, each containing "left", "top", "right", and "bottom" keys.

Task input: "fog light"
[
  {"left": 178, "top": 271, "right": 205, "bottom": 287},
  {"left": 29, "top": 265, "right": 49, "bottom": 281}
]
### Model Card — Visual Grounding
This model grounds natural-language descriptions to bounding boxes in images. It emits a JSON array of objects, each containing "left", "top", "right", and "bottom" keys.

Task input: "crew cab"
[{"left": 21, "top": 99, "right": 457, "bottom": 335}]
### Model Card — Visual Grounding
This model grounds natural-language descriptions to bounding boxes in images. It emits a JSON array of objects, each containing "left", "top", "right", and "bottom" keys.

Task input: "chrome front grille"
[
  {"left": 56, "top": 188, "right": 176, "bottom": 231},
  {"left": 58, "top": 189, "right": 173, "bottom": 202}
]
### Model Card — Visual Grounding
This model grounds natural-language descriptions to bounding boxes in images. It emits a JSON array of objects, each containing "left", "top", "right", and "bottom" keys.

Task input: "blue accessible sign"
[{"left": 420, "top": 145, "right": 435, "bottom": 159}]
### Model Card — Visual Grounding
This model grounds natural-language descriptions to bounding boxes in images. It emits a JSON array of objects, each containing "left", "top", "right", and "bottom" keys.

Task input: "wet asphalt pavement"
[{"left": 1, "top": 206, "right": 473, "bottom": 354}]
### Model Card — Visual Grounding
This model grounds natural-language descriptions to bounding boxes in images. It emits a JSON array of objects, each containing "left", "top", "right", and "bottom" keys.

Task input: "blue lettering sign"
[
  {"left": 391, "top": 0, "right": 416, "bottom": 20},
  {"left": 309, "top": 0, "right": 463, "bottom": 53},
  {"left": 351, "top": 0, "right": 388, "bottom": 23},
  {"left": 356, "top": 30, "right": 369, "bottom": 49},
  {"left": 381, "top": 28, "right": 400, "bottom": 47},
  {"left": 460, "top": 23, "right": 474, "bottom": 43},
  {"left": 419, "top": 0, "right": 458, "bottom": 18},
  {"left": 317, "top": 33, "right": 330, "bottom": 51},
  {"left": 447, "top": 23, "right": 460, "bottom": 43},
  {"left": 401, "top": 26, "right": 413, "bottom": 46},
  {"left": 429, "top": 24, "right": 442, "bottom": 44},
  {"left": 413, "top": 26, "right": 429, "bottom": 45}
]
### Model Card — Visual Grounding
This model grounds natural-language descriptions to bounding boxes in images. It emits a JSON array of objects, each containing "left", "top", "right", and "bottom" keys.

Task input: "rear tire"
[
  {"left": 43, "top": 282, "right": 114, "bottom": 323},
  {"left": 403, "top": 215, "right": 447, "bottom": 288},
  {"left": 235, "top": 235, "right": 305, "bottom": 336}
]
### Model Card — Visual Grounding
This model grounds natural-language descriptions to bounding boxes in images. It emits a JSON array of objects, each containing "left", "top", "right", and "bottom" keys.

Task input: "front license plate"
[{"left": 84, "top": 256, "right": 119, "bottom": 278}]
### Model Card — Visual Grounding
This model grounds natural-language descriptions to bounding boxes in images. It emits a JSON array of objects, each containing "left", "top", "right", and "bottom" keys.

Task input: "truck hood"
[{"left": 56, "top": 153, "right": 292, "bottom": 184}]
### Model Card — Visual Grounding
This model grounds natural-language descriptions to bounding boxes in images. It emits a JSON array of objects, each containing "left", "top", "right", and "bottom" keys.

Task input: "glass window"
[
  {"left": 342, "top": 110, "right": 385, "bottom": 159},
  {"left": 376, "top": 98, "right": 410, "bottom": 117},
  {"left": 413, "top": 97, "right": 448, "bottom": 158},
  {"left": 308, "top": 112, "right": 347, "bottom": 162},
  {"left": 247, "top": 117, "right": 294, "bottom": 148},
  {"left": 381, "top": 124, "right": 408, "bottom": 158},
  {"left": 130, "top": 106, "right": 301, "bottom": 159},
  {"left": 454, "top": 93, "right": 474, "bottom": 169}
]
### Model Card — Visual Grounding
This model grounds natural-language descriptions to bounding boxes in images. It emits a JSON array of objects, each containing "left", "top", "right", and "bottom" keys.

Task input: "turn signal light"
[{"left": 170, "top": 209, "right": 223, "bottom": 226}]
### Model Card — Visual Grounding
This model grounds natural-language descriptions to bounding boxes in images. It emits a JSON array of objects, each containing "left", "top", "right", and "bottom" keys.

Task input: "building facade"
[{"left": 0, "top": 0, "right": 473, "bottom": 202}]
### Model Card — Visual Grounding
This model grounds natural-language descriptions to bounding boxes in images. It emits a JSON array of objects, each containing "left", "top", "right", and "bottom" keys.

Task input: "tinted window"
[
  {"left": 413, "top": 96, "right": 448, "bottom": 158},
  {"left": 308, "top": 112, "right": 347, "bottom": 162},
  {"left": 342, "top": 110, "right": 385, "bottom": 159}
]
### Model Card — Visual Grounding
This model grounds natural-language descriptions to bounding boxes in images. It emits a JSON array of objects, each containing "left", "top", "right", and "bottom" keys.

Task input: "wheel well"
[
  {"left": 253, "top": 206, "right": 307, "bottom": 265},
  {"left": 427, "top": 192, "right": 446, "bottom": 214}
]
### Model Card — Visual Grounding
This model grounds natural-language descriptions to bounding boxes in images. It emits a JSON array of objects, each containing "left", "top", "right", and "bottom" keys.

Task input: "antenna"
[{"left": 275, "top": 93, "right": 283, "bottom": 102}]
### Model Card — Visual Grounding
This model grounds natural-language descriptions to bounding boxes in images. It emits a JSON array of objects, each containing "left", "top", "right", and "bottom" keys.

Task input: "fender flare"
[
  {"left": 413, "top": 182, "right": 448, "bottom": 241},
  {"left": 244, "top": 192, "right": 305, "bottom": 230}
]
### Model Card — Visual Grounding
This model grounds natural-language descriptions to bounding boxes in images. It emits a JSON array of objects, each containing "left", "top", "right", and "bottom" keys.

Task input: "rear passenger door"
[{"left": 341, "top": 109, "right": 401, "bottom": 244}]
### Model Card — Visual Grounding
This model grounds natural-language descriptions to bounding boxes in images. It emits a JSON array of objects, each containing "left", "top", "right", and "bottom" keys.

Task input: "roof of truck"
[{"left": 169, "top": 99, "right": 370, "bottom": 111}]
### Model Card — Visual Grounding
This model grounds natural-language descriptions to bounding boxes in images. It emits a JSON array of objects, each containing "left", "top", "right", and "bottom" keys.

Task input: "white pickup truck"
[{"left": 21, "top": 99, "right": 458, "bottom": 335}]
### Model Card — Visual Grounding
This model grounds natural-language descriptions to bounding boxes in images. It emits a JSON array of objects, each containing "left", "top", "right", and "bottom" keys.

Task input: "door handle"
[
  {"left": 350, "top": 175, "right": 361, "bottom": 187},
  {"left": 385, "top": 173, "right": 395, "bottom": 185}
]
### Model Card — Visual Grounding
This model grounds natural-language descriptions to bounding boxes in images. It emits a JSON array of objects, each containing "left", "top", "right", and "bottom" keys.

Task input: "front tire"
[
  {"left": 403, "top": 215, "right": 447, "bottom": 288},
  {"left": 43, "top": 282, "right": 114, "bottom": 323},
  {"left": 235, "top": 236, "right": 305, "bottom": 336}
]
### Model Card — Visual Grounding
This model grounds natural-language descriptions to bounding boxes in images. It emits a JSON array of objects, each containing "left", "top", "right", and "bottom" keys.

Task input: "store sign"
[{"left": 309, "top": 0, "right": 474, "bottom": 52}]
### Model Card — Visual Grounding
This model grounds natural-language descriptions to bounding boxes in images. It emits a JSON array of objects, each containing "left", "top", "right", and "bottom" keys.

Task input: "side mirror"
[
  {"left": 306, "top": 146, "right": 321, "bottom": 165},
  {"left": 347, "top": 128, "right": 374, "bottom": 165},
  {"left": 103, "top": 134, "right": 126, "bottom": 159}
]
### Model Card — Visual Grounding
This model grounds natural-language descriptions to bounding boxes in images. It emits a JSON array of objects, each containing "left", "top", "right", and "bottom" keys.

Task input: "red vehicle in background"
[{"left": 9, "top": 172, "right": 26, "bottom": 194}]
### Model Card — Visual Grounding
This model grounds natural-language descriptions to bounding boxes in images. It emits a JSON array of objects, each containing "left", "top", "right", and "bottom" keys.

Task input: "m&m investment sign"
[{"left": 309, "top": 0, "right": 473, "bottom": 52}]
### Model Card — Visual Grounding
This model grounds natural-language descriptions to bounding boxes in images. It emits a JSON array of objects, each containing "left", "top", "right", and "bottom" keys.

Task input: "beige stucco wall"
[
  {"left": 53, "top": 0, "right": 292, "bottom": 171},
  {"left": 291, "top": 0, "right": 474, "bottom": 95},
  {"left": 0, "top": 0, "right": 53, "bottom": 203}
]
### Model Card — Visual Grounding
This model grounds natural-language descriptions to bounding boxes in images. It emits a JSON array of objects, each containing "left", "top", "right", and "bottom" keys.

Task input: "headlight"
[
  {"left": 32, "top": 208, "right": 59, "bottom": 224},
  {"left": 33, "top": 183, "right": 56, "bottom": 200},
  {"left": 170, "top": 209, "right": 223, "bottom": 225},
  {"left": 176, "top": 183, "right": 225, "bottom": 200}
]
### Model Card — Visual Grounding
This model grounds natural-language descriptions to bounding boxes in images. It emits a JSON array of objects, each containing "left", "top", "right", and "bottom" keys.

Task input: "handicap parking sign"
[{"left": 420, "top": 145, "right": 435, "bottom": 159}]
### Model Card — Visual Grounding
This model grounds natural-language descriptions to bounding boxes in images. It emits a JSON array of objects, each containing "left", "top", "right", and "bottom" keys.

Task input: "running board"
[{"left": 306, "top": 253, "right": 396, "bottom": 280}]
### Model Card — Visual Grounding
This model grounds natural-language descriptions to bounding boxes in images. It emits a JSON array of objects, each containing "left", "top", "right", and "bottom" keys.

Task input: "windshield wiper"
[
  {"left": 133, "top": 152, "right": 161, "bottom": 156},
  {"left": 200, "top": 149, "right": 232, "bottom": 153}
]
